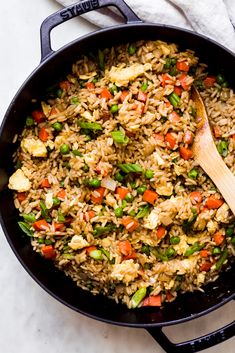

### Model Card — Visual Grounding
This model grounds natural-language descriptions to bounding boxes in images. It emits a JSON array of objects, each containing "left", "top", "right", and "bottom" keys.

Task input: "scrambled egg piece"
[
  {"left": 152, "top": 150, "right": 165, "bottom": 166},
  {"left": 144, "top": 207, "right": 160, "bottom": 230},
  {"left": 154, "top": 257, "right": 198, "bottom": 276},
  {"left": 155, "top": 181, "right": 173, "bottom": 196},
  {"left": 45, "top": 140, "right": 55, "bottom": 150},
  {"left": 45, "top": 192, "right": 53, "bottom": 209},
  {"left": 54, "top": 135, "right": 67, "bottom": 149},
  {"left": 109, "top": 63, "right": 152, "bottom": 86},
  {"left": 105, "top": 193, "right": 117, "bottom": 208},
  {"left": 206, "top": 220, "right": 218, "bottom": 234},
  {"left": 84, "top": 151, "right": 99, "bottom": 169},
  {"left": 21, "top": 138, "right": 47, "bottom": 157},
  {"left": 8, "top": 169, "right": 31, "bottom": 192},
  {"left": 172, "top": 234, "right": 189, "bottom": 255},
  {"left": 68, "top": 235, "right": 89, "bottom": 250},
  {"left": 215, "top": 203, "right": 230, "bottom": 223},
  {"left": 110, "top": 259, "right": 139, "bottom": 283},
  {"left": 81, "top": 111, "right": 93, "bottom": 120}
]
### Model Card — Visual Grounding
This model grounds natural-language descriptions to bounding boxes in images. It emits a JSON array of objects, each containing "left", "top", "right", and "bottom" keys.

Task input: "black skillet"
[{"left": 0, "top": 1, "right": 234, "bottom": 352}]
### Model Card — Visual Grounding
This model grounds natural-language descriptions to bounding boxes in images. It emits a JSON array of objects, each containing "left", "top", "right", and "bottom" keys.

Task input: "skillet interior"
[{"left": 0, "top": 23, "right": 235, "bottom": 327}]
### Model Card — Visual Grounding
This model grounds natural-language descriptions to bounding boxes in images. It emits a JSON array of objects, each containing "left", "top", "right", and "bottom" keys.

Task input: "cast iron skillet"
[{"left": 0, "top": 1, "right": 234, "bottom": 352}]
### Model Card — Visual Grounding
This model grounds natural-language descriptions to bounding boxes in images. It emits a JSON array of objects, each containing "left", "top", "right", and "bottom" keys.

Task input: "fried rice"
[{"left": 8, "top": 39, "right": 235, "bottom": 309}]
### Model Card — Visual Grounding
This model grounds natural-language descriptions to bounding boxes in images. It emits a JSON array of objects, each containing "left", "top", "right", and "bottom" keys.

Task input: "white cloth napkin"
[{"left": 56, "top": 0, "right": 235, "bottom": 52}]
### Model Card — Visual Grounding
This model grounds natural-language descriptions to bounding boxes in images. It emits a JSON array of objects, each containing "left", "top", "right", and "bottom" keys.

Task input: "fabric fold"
[{"left": 55, "top": 0, "right": 235, "bottom": 52}]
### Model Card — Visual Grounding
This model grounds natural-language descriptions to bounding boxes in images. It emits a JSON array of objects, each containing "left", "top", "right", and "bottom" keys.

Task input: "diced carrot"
[
  {"left": 41, "top": 245, "right": 56, "bottom": 259},
  {"left": 59, "top": 80, "right": 70, "bottom": 91},
  {"left": 201, "top": 206, "right": 209, "bottom": 213},
  {"left": 125, "top": 130, "right": 135, "bottom": 138},
  {"left": 168, "top": 111, "right": 180, "bottom": 123},
  {"left": 138, "top": 269, "right": 145, "bottom": 276},
  {"left": 133, "top": 101, "right": 145, "bottom": 113},
  {"left": 137, "top": 91, "right": 147, "bottom": 102},
  {"left": 142, "top": 295, "right": 162, "bottom": 307},
  {"left": 232, "top": 134, "right": 235, "bottom": 142},
  {"left": 86, "top": 246, "right": 97, "bottom": 254},
  {"left": 31, "top": 110, "right": 45, "bottom": 124},
  {"left": 179, "top": 146, "right": 193, "bottom": 160},
  {"left": 161, "top": 74, "right": 175, "bottom": 87},
  {"left": 200, "top": 249, "right": 209, "bottom": 258},
  {"left": 201, "top": 206, "right": 208, "bottom": 213},
  {"left": 100, "top": 88, "right": 112, "bottom": 100},
  {"left": 124, "top": 251, "right": 137, "bottom": 260},
  {"left": 190, "top": 191, "right": 202, "bottom": 203},
  {"left": 205, "top": 196, "right": 223, "bottom": 209},
  {"left": 90, "top": 187, "right": 105, "bottom": 204},
  {"left": 203, "top": 76, "right": 216, "bottom": 88},
  {"left": 85, "top": 82, "right": 95, "bottom": 89},
  {"left": 166, "top": 292, "right": 174, "bottom": 302},
  {"left": 17, "top": 192, "right": 27, "bottom": 202},
  {"left": 200, "top": 262, "right": 213, "bottom": 272},
  {"left": 33, "top": 219, "right": 49, "bottom": 231},
  {"left": 40, "top": 178, "right": 51, "bottom": 188},
  {"left": 179, "top": 73, "right": 190, "bottom": 90},
  {"left": 116, "top": 187, "right": 129, "bottom": 200},
  {"left": 154, "top": 133, "right": 165, "bottom": 142},
  {"left": 165, "top": 132, "right": 176, "bottom": 149},
  {"left": 213, "top": 231, "right": 224, "bottom": 246},
  {"left": 122, "top": 217, "right": 139, "bottom": 232},
  {"left": 118, "top": 240, "right": 132, "bottom": 256},
  {"left": 84, "top": 210, "right": 96, "bottom": 222},
  {"left": 120, "top": 90, "right": 129, "bottom": 103},
  {"left": 39, "top": 127, "right": 49, "bottom": 142},
  {"left": 184, "top": 130, "right": 193, "bottom": 144},
  {"left": 143, "top": 189, "right": 158, "bottom": 205},
  {"left": 174, "top": 86, "right": 182, "bottom": 96},
  {"left": 50, "top": 107, "right": 59, "bottom": 116},
  {"left": 156, "top": 226, "right": 166, "bottom": 239},
  {"left": 165, "top": 101, "right": 171, "bottom": 108},
  {"left": 54, "top": 222, "right": 66, "bottom": 231},
  {"left": 176, "top": 60, "right": 190, "bottom": 72},
  {"left": 57, "top": 189, "right": 66, "bottom": 200},
  {"left": 213, "top": 125, "right": 222, "bottom": 139}
]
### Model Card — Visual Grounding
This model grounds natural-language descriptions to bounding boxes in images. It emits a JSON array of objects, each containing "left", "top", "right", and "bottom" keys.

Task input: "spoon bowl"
[{"left": 191, "top": 85, "right": 235, "bottom": 216}]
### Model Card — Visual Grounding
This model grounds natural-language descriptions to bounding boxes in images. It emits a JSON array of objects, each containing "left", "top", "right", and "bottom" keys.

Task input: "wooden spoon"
[{"left": 191, "top": 85, "right": 235, "bottom": 216}]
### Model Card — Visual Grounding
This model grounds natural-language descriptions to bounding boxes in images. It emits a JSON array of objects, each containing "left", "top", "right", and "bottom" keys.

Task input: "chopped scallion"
[
  {"left": 131, "top": 287, "right": 147, "bottom": 308},
  {"left": 111, "top": 130, "right": 129, "bottom": 145},
  {"left": 184, "top": 242, "right": 204, "bottom": 257},
  {"left": 118, "top": 163, "right": 143, "bottom": 173},
  {"left": 57, "top": 211, "right": 66, "bottom": 223},
  {"left": 168, "top": 92, "right": 180, "bottom": 107},
  {"left": 18, "top": 221, "right": 33, "bottom": 237},
  {"left": 136, "top": 205, "right": 150, "bottom": 219},
  {"left": 22, "top": 213, "right": 36, "bottom": 223},
  {"left": 40, "top": 201, "right": 51, "bottom": 222},
  {"left": 78, "top": 121, "right": 102, "bottom": 131}
]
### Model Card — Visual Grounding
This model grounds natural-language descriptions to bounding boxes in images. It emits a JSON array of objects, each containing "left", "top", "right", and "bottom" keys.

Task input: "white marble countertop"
[{"left": 0, "top": 1, "right": 234, "bottom": 352}]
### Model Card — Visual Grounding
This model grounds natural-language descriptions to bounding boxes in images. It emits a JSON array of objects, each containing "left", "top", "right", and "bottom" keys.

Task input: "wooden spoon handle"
[{"left": 195, "top": 138, "right": 235, "bottom": 215}]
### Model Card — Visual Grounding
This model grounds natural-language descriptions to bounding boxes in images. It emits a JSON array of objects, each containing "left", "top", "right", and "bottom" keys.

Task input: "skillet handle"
[
  {"left": 147, "top": 320, "right": 235, "bottom": 353},
  {"left": 40, "top": 0, "right": 142, "bottom": 61}
]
